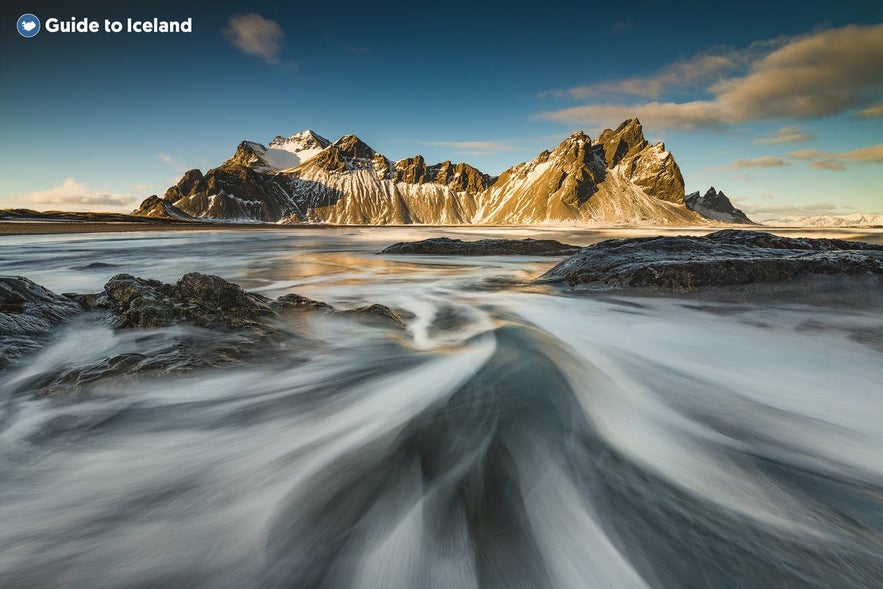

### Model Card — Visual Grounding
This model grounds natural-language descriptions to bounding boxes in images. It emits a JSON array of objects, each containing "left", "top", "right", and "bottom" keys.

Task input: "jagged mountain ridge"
[
  {"left": 685, "top": 187, "right": 755, "bottom": 225},
  {"left": 135, "top": 119, "right": 710, "bottom": 225}
]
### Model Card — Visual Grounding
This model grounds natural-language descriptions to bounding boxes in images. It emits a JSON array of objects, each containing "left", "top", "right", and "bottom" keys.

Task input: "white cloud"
[
  {"left": 787, "top": 143, "right": 883, "bottom": 170},
  {"left": 538, "top": 23, "right": 883, "bottom": 130},
  {"left": 223, "top": 13, "right": 284, "bottom": 64},
  {"left": 158, "top": 153, "right": 188, "bottom": 172},
  {"left": 5, "top": 178, "right": 138, "bottom": 212},
  {"left": 423, "top": 140, "right": 524, "bottom": 154},
  {"left": 853, "top": 101, "right": 883, "bottom": 119},
  {"left": 809, "top": 160, "right": 846, "bottom": 171},
  {"left": 724, "top": 156, "right": 790, "bottom": 170},
  {"left": 757, "top": 126, "right": 814, "bottom": 144}
]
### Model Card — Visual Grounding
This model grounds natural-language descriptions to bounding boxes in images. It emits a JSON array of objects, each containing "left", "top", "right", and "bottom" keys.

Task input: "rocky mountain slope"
[
  {"left": 134, "top": 119, "right": 712, "bottom": 225},
  {"left": 685, "top": 187, "right": 755, "bottom": 224}
]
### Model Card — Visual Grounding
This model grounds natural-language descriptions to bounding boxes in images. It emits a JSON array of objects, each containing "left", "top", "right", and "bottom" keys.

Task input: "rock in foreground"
[
  {"left": 1, "top": 273, "right": 405, "bottom": 381},
  {"left": 537, "top": 230, "right": 883, "bottom": 290},
  {"left": 0, "top": 277, "right": 83, "bottom": 367},
  {"left": 380, "top": 237, "right": 581, "bottom": 256}
]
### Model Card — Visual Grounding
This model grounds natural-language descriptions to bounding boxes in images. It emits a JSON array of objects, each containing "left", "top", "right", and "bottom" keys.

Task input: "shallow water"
[{"left": 1, "top": 227, "right": 882, "bottom": 588}]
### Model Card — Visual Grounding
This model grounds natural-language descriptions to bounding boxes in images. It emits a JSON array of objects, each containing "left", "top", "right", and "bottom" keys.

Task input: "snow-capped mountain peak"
[
  {"left": 223, "top": 130, "right": 331, "bottom": 173},
  {"left": 269, "top": 130, "right": 331, "bottom": 152}
]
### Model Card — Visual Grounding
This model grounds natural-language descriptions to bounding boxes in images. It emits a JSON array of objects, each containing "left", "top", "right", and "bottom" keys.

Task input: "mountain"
[
  {"left": 685, "top": 187, "right": 755, "bottom": 224},
  {"left": 475, "top": 121, "right": 699, "bottom": 224},
  {"left": 134, "top": 119, "right": 710, "bottom": 225},
  {"left": 224, "top": 131, "right": 331, "bottom": 172},
  {"left": 275, "top": 134, "right": 494, "bottom": 224},
  {"left": 758, "top": 213, "right": 883, "bottom": 227}
]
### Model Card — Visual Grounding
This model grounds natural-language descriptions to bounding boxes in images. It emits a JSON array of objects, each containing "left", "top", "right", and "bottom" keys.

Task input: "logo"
[{"left": 17, "top": 13, "right": 40, "bottom": 38}]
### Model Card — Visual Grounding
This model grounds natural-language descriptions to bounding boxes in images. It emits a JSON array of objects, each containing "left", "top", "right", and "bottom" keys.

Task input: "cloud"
[
  {"left": 158, "top": 153, "right": 188, "bottom": 172},
  {"left": 787, "top": 143, "right": 883, "bottom": 169},
  {"left": 841, "top": 144, "right": 883, "bottom": 163},
  {"left": 611, "top": 15, "right": 634, "bottom": 34},
  {"left": 853, "top": 101, "right": 883, "bottom": 119},
  {"left": 538, "top": 23, "right": 883, "bottom": 130},
  {"left": 787, "top": 148, "right": 826, "bottom": 160},
  {"left": 131, "top": 183, "right": 153, "bottom": 192},
  {"left": 223, "top": 13, "right": 284, "bottom": 63},
  {"left": 342, "top": 43, "right": 370, "bottom": 55},
  {"left": 423, "top": 140, "right": 524, "bottom": 154},
  {"left": 809, "top": 160, "right": 846, "bottom": 171},
  {"left": 5, "top": 178, "right": 138, "bottom": 212},
  {"left": 744, "top": 202, "right": 846, "bottom": 220},
  {"left": 724, "top": 156, "right": 789, "bottom": 170},
  {"left": 757, "top": 126, "right": 814, "bottom": 144}
]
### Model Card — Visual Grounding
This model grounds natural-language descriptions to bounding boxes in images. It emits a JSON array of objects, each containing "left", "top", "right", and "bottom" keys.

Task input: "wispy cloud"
[
  {"left": 5, "top": 178, "right": 137, "bottom": 212},
  {"left": 422, "top": 140, "right": 525, "bottom": 155},
  {"left": 757, "top": 126, "right": 814, "bottom": 144},
  {"left": 724, "top": 156, "right": 789, "bottom": 170},
  {"left": 537, "top": 23, "right": 883, "bottom": 130},
  {"left": 787, "top": 148, "right": 827, "bottom": 160},
  {"left": 611, "top": 15, "right": 634, "bottom": 34},
  {"left": 158, "top": 153, "right": 188, "bottom": 172},
  {"left": 548, "top": 50, "right": 747, "bottom": 101},
  {"left": 809, "top": 160, "right": 846, "bottom": 171},
  {"left": 342, "top": 43, "right": 370, "bottom": 55},
  {"left": 223, "top": 13, "right": 284, "bottom": 64},
  {"left": 787, "top": 143, "right": 883, "bottom": 170},
  {"left": 852, "top": 101, "right": 883, "bottom": 119}
]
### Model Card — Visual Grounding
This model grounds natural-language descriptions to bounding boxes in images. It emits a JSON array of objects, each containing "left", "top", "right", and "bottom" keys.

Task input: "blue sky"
[{"left": 1, "top": 0, "right": 881, "bottom": 219}]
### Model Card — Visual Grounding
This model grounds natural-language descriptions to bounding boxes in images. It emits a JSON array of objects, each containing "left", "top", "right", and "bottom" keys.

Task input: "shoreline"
[{"left": 1, "top": 220, "right": 881, "bottom": 241}]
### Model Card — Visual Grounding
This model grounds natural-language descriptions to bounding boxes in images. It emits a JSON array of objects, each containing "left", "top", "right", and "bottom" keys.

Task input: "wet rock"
[
  {"left": 100, "top": 273, "right": 277, "bottom": 329},
  {"left": 104, "top": 274, "right": 178, "bottom": 328},
  {"left": 0, "top": 277, "right": 83, "bottom": 367},
  {"left": 339, "top": 304, "right": 406, "bottom": 329},
  {"left": 380, "top": 237, "right": 581, "bottom": 256},
  {"left": 537, "top": 230, "right": 883, "bottom": 290},
  {"left": 175, "top": 273, "right": 275, "bottom": 328},
  {"left": 62, "top": 292, "right": 104, "bottom": 311},
  {"left": 271, "top": 293, "right": 334, "bottom": 314}
]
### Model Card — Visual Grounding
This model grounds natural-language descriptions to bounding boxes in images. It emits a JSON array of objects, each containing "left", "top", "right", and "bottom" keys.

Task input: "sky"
[{"left": 1, "top": 0, "right": 881, "bottom": 220}]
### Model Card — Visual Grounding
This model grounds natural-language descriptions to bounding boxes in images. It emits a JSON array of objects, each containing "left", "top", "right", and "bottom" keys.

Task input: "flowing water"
[{"left": 1, "top": 227, "right": 882, "bottom": 588}]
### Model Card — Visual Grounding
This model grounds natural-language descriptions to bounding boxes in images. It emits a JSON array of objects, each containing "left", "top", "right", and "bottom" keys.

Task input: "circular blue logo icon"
[{"left": 17, "top": 14, "right": 40, "bottom": 38}]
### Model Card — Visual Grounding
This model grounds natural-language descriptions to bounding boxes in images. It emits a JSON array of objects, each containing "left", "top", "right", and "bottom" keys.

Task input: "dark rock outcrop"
[
  {"left": 0, "top": 277, "right": 83, "bottom": 367},
  {"left": 380, "top": 237, "right": 581, "bottom": 256},
  {"left": 2, "top": 273, "right": 406, "bottom": 393},
  {"left": 685, "top": 187, "right": 755, "bottom": 224},
  {"left": 537, "top": 230, "right": 883, "bottom": 290},
  {"left": 271, "top": 293, "right": 334, "bottom": 314},
  {"left": 135, "top": 195, "right": 194, "bottom": 220},
  {"left": 340, "top": 304, "right": 406, "bottom": 329},
  {"left": 101, "top": 273, "right": 306, "bottom": 329}
]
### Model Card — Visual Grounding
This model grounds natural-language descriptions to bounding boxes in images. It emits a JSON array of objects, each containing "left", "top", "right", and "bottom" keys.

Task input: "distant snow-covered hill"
[{"left": 759, "top": 213, "right": 883, "bottom": 227}]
